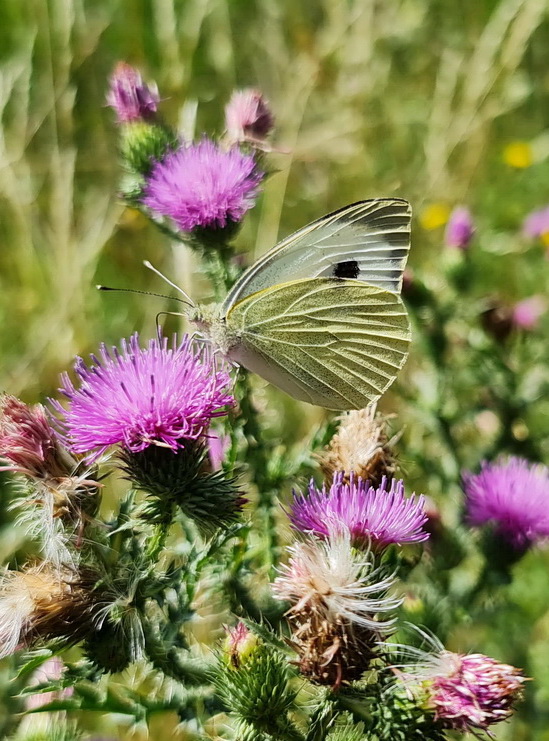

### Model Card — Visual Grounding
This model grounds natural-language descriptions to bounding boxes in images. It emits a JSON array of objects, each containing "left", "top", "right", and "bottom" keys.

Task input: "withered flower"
[{"left": 318, "top": 406, "right": 399, "bottom": 487}]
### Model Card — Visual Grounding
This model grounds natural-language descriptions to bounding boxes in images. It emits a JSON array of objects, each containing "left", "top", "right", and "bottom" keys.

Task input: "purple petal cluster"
[
  {"left": 52, "top": 334, "right": 234, "bottom": 460},
  {"left": 142, "top": 138, "right": 263, "bottom": 232},
  {"left": 0, "top": 395, "right": 71, "bottom": 480},
  {"left": 290, "top": 472, "right": 429, "bottom": 550},
  {"left": 429, "top": 652, "right": 525, "bottom": 731},
  {"left": 464, "top": 457, "right": 549, "bottom": 549},
  {"left": 225, "top": 89, "right": 274, "bottom": 143},
  {"left": 444, "top": 206, "right": 474, "bottom": 250},
  {"left": 106, "top": 62, "right": 159, "bottom": 123},
  {"left": 522, "top": 205, "right": 549, "bottom": 240},
  {"left": 512, "top": 295, "right": 546, "bottom": 330}
]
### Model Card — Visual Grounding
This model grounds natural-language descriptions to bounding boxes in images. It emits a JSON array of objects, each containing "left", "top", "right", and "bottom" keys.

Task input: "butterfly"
[{"left": 190, "top": 198, "right": 412, "bottom": 410}]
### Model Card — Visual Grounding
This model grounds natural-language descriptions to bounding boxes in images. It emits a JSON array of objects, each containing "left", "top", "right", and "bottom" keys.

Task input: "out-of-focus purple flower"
[
  {"left": 52, "top": 334, "right": 234, "bottom": 461},
  {"left": 0, "top": 395, "right": 75, "bottom": 480},
  {"left": 106, "top": 62, "right": 159, "bottom": 123},
  {"left": 225, "top": 89, "right": 274, "bottom": 144},
  {"left": 410, "top": 651, "right": 525, "bottom": 732},
  {"left": 512, "top": 295, "right": 546, "bottom": 330},
  {"left": 142, "top": 138, "right": 263, "bottom": 232},
  {"left": 522, "top": 206, "right": 549, "bottom": 241},
  {"left": 208, "top": 430, "right": 230, "bottom": 470},
  {"left": 463, "top": 457, "right": 549, "bottom": 549},
  {"left": 444, "top": 206, "right": 474, "bottom": 250},
  {"left": 25, "top": 657, "right": 73, "bottom": 711},
  {"left": 290, "top": 473, "right": 429, "bottom": 550}
]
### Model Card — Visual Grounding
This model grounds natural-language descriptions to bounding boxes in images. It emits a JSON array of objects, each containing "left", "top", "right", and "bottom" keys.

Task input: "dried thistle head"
[
  {"left": 318, "top": 405, "right": 399, "bottom": 487},
  {"left": 0, "top": 563, "right": 102, "bottom": 658},
  {"left": 273, "top": 531, "right": 400, "bottom": 687}
]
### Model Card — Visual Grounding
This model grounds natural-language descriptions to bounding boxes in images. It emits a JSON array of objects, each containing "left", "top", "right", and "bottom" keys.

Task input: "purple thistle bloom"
[
  {"left": 106, "top": 62, "right": 160, "bottom": 123},
  {"left": 444, "top": 206, "right": 474, "bottom": 250},
  {"left": 463, "top": 457, "right": 549, "bottom": 549},
  {"left": 290, "top": 472, "right": 429, "bottom": 550},
  {"left": 142, "top": 138, "right": 263, "bottom": 232},
  {"left": 52, "top": 334, "right": 234, "bottom": 461}
]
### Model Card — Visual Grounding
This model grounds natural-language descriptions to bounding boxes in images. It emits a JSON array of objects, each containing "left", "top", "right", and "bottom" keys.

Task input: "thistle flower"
[
  {"left": 398, "top": 646, "right": 526, "bottom": 732},
  {"left": 0, "top": 395, "right": 76, "bottom": 480},
  {"left": 106, "top": 62, "right": 159, "bottom": 123},
  {"left": 0, "top": 564, "right": 100, "bottom": 658},
  {"left": 317, "top": 406, "right": 398, "bottom": 487},
  {"left": 0, "top": 396, "right": 100, "bottom": 564},
  {"left": 273, "top": 531, "right": 400, "bottom": 685},
  {"left": 142, "top": 138, "right": 263, "bottom": 233},
  {"left": 463, "top": 457, "right": 549, "bottom": 549},
  {"left": 225, "top": 89, "right": 274, "bottom": 145},
  {"left": 52, "top": 334, "right": 234, "bottom": 461},
  {"left": 512, "top": 295, "right": 546, "bottom": 330},
  {"left": 444, "top": 206, "right": 474, "bottom": 250},
  {"left": 290, "top": 473, "right": 429, "bottom": 551}
]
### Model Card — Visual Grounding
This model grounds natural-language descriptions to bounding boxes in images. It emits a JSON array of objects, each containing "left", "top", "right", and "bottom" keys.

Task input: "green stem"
[
  {"left": 142, "top": 621, "right": 212, "bottom": 686},
  {"left": 145, "top": 515, "right": 173, "bottom": 562},
  {"left": 238, "top": 371, "right": 280, "bottom": 569}
]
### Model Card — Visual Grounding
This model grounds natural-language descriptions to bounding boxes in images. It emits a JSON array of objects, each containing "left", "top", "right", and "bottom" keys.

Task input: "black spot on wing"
[{"left": 333, "top": 260, "right": 360, "bottom": 279}]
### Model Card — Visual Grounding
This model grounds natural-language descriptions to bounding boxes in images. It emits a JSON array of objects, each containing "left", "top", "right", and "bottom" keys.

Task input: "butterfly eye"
[{"left": 333, "top": 260, "right": 360, "bottom": 279}]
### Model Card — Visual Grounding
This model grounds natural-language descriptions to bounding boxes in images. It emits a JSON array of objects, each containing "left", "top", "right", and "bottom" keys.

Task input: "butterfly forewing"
[
  {"left": 225, "top": 278, "right": 411, "bottom": 410},
  {"left": 221, "top": 198, "right": 411, "bottom": 315}
]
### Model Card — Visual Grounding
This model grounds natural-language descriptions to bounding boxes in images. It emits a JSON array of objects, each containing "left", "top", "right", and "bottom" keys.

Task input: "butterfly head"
[{"left": 189, "top": 303, "right": 238, "bottom": 356}]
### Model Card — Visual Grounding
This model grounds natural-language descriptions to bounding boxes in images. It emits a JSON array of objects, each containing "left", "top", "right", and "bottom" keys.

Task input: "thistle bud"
[
  {"left": 225, "top": 89, "right": 274, "bottom": 145},
  {"left": 214, "top": 636, "right": 298, "bottom": 736},
  {"left": 107, "top": 62, "right": 159, "bottom": 123}
]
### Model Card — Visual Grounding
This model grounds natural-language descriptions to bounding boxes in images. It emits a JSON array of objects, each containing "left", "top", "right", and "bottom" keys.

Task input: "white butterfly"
[{"left": 186, "top": 198, "right": 412, "bottom": 411}]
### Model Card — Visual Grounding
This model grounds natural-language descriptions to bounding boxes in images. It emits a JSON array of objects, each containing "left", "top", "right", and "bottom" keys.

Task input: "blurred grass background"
[{"left": 1, "top": 0, "right": 549, "bottom": 738}]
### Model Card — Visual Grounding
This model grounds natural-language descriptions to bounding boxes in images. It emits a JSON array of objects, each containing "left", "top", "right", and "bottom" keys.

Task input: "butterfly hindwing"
[
  {"left": 221, "top": 198, "right": 411, "bottom": 315},
  {"left": 225, "top": 278, "right": 411, "bottom": 410}
]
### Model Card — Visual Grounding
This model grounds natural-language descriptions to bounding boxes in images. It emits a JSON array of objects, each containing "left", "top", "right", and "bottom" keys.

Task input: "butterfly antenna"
[
  {"left": 143, "top": 260, "right": 195, "bottom": 307},
  {"left": 96, "top": 285, "right": 193, "bottom": 308}
]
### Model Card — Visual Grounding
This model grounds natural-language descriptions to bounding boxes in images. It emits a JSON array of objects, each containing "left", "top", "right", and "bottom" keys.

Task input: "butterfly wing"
[
  {"left": 221, "top": 198, "right": 411, "bottom": 315},
  {"left": 224, "top": 278, "right": 411, "bottom": 410}
]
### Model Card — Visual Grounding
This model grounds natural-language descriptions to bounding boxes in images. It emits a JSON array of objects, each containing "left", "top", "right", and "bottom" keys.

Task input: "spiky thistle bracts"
[{"left": 119, "top": 440, "right": 246, "bottom": 532}]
